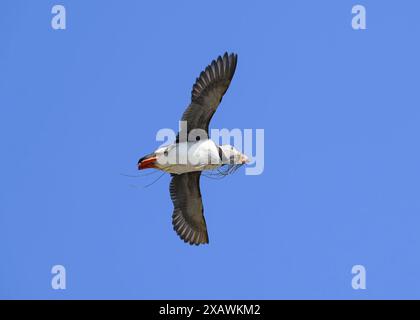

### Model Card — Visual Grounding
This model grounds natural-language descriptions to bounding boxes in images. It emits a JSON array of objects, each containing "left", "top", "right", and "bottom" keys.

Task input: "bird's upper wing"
[
  {"left": 177, "top": 52, "right": 238, "bottom": 142},
  {"left": 169, "top": 172, "right": 209, "bottom": 245}
]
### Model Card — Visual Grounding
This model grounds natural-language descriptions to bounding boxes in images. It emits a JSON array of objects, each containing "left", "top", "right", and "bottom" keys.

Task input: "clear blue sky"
[{"left": 1, "top": 0, "right": 420, "bottom": 299}]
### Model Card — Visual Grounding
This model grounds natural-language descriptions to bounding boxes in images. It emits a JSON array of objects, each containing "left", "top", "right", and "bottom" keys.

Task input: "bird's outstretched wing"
[
  {"left": 169, "top": 172, "right": 209, "bottom": 245},
  {"left": 177, "top": 52, "right": 238, "bottom": 142}
]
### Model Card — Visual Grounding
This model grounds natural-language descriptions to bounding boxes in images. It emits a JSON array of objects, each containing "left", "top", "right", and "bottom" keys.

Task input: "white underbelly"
[
  {"left": 154, "top": 140, "right": 222, "bottom": 174},
  {"left": 161, "top": 163, "right": 221, "bottom": 175}
]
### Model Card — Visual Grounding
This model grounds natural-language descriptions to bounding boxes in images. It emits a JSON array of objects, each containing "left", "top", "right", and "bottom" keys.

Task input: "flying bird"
[{"left": 138, "top": 52, "right": 248, "bottom": 245}]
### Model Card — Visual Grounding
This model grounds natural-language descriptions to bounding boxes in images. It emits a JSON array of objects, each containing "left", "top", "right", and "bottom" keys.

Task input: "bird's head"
[
  {"left": 138, "top": 145, "right": 173, "bottom": 170},
  {"left": 219, "top": 145, "right": 249, "bottom": 165}
]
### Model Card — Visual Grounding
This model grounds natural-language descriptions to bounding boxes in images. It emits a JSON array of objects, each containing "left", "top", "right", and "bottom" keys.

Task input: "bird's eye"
[
  {"left": 196, "top": 136, "right": 200, "bottom": 141},
  {"left": 231, "top": 146, "right": 234, "bottom": 150},
  {"left": 164, "top": 150, "right": 168, "bottom": 156}
]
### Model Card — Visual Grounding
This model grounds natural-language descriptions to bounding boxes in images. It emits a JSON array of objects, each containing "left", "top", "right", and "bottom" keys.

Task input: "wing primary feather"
[
  {"left": 170, "top": 172, "right": 209, "bottom": 245},
  {"left": 177, "top": 52, "right": 238, "bottom": 142}
]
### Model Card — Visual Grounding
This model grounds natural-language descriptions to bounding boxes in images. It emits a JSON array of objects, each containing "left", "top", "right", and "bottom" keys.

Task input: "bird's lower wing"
[{"left": 169, "top": 172, "right": 209, "bottom": 245}]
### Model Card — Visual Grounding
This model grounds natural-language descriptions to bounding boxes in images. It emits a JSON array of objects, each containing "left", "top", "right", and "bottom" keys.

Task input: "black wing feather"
[
  {"left": 177, "top": 52, "right": 238, "bottom": 142},
  {"left": 169, "top": 172, "right": 209, "bottom": 245}
]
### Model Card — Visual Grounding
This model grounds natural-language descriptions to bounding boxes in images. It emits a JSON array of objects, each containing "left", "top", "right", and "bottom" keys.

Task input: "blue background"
[{"left": 1, "top": 0, "right": 419, "bottom": 299}]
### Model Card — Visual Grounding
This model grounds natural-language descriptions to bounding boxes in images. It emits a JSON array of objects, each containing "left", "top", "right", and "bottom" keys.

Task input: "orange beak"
[{"left": 138, "top": 156, "right": 158, "bottom": 170}]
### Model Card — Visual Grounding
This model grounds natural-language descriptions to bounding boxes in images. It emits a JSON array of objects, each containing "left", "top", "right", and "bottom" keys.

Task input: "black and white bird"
[{"left": 138, "top": 52, "right": 248, "bottom": 245}]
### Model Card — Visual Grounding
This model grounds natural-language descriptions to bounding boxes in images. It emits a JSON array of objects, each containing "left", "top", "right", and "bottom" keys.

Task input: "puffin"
[{"left": 138, "top": 52, "right": 249, "bottom": 245}]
